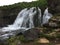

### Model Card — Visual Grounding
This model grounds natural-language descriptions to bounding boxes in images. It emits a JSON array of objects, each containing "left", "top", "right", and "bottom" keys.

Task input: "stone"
[
  {"left": 23, "top": 28, "right": 40, "bottom": 40},
  {"left": 49, "top": 22, "right": 58, "bottom": 28},
  {"left": 37, "top": 38, "right": 49, "bottom": 43}
]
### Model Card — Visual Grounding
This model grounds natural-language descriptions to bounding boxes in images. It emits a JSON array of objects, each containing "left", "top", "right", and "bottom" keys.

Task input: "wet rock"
[{"left": 23, "top": 28, "right": 40, "bottom": 40}]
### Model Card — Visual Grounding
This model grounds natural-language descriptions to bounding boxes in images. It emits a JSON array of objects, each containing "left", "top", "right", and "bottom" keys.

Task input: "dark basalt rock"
[{"left": 23, "top": 28, "right": 40, "bottom": 40}]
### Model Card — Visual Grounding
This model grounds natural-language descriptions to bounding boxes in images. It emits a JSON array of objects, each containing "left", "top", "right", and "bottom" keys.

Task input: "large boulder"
[{"left": 23, "top": 28, "right": 40, "bottom": 40}]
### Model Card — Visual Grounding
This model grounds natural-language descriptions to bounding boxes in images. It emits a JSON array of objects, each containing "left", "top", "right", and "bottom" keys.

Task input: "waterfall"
[
  {"left": 1, "top": 7, "right": 36, "bottom": 31},
  {"left": 0, "top": 7, "right": 52, "bottom": 40},
  {"left": 42, "top": 8, "right": 52, "bottom": 24},
  {"left": 29, "top": 7, "right": 36, "bottom": 28}
]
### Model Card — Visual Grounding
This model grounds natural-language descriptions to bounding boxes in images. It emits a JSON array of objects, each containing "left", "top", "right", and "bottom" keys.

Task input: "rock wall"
[
  {"left": 0, "top": 9, "right": 21, "bottom": 27},
  {"left": 48, "top": 0, "right": 60, "bottom": 14}
]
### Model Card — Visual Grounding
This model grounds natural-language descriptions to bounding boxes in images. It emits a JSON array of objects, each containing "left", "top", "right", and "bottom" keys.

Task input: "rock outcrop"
[
  {"left": 23, "top": 28, "right": 40, "bottom": 40},
  {"left": 48, "top": 0, "right": 60, "bottom": 14},
  {"left": 43, "top": 15, "right": 60, "bottom": 28}
]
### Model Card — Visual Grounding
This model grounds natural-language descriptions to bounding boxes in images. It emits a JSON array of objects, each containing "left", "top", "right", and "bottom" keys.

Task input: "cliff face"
[
  {"left": 48, "top": 0, "right": 60, "bottom": 14},
  {"left": 0, "top": 9, "right": 21, "bottom": 27}
]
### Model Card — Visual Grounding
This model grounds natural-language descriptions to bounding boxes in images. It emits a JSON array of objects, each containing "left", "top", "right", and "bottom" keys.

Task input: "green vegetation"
[{"left": 0, "top": 0, "right": 48, "bottom": 10}]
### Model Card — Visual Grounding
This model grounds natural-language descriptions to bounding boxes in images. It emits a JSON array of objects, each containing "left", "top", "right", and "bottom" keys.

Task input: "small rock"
[{"left": 37, "top": 38, "right": 49, "bottom": 43}]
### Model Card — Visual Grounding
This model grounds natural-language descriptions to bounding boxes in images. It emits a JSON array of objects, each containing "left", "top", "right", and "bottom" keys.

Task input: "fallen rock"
[{"left": 37, "top": 38, "right": 49, "bottom": 43}]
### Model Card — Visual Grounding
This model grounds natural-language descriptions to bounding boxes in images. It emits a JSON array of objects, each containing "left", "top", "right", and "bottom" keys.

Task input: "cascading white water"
[
  {"left": 42, "top": 8, "right": 52, "bottom": 24},
  {"left": 2, "top": 7, "right": 36, "bottom": 31},
  {"left": 29, "top": 7, "right": 37, "bottom": 28},
  {"left": 0, "top": 7, "right": 52, "bottom": 39}
]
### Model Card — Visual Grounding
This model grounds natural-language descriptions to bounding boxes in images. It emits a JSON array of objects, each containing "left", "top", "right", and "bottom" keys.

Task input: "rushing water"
[
  {"left": 0, "top": 7, "right": 52, "bottom": 39},
  {"left": 42, "top": 8, "right": 52, "bottom": 24}
]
